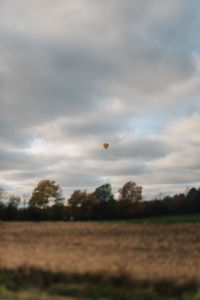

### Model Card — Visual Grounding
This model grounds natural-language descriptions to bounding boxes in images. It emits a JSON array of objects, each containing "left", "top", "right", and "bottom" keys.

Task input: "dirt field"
[{"left": 0, "top": 222, "right": 199, "bottom": 284}]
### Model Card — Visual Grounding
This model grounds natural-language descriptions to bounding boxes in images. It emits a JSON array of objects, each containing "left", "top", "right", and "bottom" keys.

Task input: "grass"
[
  {"left": 106, "top": 213, "right": 200, "bottom": 224},
  {"left": 1, "top": 221, "right": 200, "bottom": 299},
  {"left": 1, "top": 222, "right": 200, "bottom": 281},
  {"left": 1, "top": 213, "right": 200, "bottom": 224},
  {"left": 0, "top": 267, "right": 200, "bottom": 300}
]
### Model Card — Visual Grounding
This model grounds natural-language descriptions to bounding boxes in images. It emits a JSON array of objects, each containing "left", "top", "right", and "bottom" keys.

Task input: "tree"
[
  {"left": 118, "top": 181, "right": 142, "bottom": 202},
  {"left": 94, "top": 183, "right": 113, "bottom": 202},
  {"left": 68, "top": 190, "right": 87, "bottom": 219},
  {"left": 8, "top": 194, "right": 21, "bottom": 208},
  {"left": 68, "top": 190, "right": 100, "bottom": 220},
  {"left": 0, "top": 188, "right": 4, "bottom": 201},
  {"left": 29, "top": 180, "right": 64, "bottom": 208},
  {"left": 5, "top": 194, "right": 21, "bottom": 220},
  {"left": 185, "top": 187, "right": 199, "bottom": 213},
  {"left": 0, "top": 188, "right": 6, "bottom": 220},
  {"left": 80, "top": 193, "right": 100, "bottom": 219},
  {"left": 0, "top": 188, "right": 8, "bottom": 203},
  {"left": 68, "top": 189, "right": 87, "bottom": 207}
]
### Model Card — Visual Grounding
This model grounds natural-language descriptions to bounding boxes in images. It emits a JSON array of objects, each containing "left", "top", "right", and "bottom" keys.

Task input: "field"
[{"left": 0, "top": 221, "right": 200, "bottom": 299}]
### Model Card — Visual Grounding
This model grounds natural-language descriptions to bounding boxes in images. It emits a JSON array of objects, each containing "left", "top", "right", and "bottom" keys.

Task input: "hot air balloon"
[{"left": 103, "top": 143, "right": 109, "bottom": 149}]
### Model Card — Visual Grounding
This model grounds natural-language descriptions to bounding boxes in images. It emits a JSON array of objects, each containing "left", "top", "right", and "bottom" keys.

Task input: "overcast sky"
[{"left": 1, "top": 0, "right": 200, "bottom": 200}]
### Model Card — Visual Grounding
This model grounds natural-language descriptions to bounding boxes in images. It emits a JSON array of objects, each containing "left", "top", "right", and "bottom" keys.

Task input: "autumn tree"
[
  {"left": 68, "top": 189, "right": 99, "bottom": 220},
  {"left": 68, "top": 189, "right": 87, "bottom": 219},
  {"left": 29, "top": 180, "right": 64, "bottom": 208},
  {"left": 118, "top": 181, "right": 142, "bottom": 202},
  {"left": 80, "top": 193, "right": 100, "bottom": 219},
  {"left": 68, "top": 189, "right": 87, "bottom": 207},
  {"left": 117, "top": 182, "right": 143, "bottom": 218}
]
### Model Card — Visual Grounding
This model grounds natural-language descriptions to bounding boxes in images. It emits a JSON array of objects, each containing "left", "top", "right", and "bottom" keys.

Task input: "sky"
[{"left": 1, "top": 0, "right": 200, "bottom": 200}]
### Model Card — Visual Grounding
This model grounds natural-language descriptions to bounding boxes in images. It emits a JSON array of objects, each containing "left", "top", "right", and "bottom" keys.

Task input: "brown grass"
[{"left": 0, "top": 222, "right": 199, "bottom": 284}]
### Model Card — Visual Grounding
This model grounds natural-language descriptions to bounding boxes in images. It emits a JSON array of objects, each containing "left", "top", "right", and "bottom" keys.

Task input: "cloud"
[{"left": 1, "top": 0, "right": 200, "bottom": 198}]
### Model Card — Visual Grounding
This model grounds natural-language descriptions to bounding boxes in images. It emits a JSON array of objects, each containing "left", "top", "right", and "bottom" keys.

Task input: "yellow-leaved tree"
[{"left": 29, "top": 180, "right": 64, "bottom": 208}]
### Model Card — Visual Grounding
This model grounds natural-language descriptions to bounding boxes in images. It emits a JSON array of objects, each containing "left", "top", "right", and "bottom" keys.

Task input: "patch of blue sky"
[
  {"left": 166, "top": 98, "right": 200, "bottom": 122},
  {"left": 126, "top": 110, "right": 168, "bottom": 136},
  {"left": 126, "top": 99, "right": 200, "bottom": 136}
]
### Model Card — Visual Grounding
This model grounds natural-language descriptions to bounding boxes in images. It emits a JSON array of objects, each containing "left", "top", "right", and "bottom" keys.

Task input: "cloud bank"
[{"left": 1, "top": 0, "right": 200, "bottom": 199}]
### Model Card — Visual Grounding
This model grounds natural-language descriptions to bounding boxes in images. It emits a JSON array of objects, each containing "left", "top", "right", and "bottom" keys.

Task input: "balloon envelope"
[{"left": 103, "top": 143, "right": 109, "bottom": 149}]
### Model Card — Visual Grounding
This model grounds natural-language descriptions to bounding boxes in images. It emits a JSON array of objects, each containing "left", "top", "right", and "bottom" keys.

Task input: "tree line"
[{"left": 0, "top": 179, "right": 200, "bottom": 221}]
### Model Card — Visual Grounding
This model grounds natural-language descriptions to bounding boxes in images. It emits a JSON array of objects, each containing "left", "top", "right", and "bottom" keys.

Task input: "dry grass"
[{"left": 0, "top": 222, "right": 199, "bottom": 284}]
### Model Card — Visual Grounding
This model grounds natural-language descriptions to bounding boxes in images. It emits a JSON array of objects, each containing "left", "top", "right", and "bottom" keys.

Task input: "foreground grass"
[
  {"left": 0, "top": 287, "right": 70, "bottom": 300},
  {"left": 0, "top": 267, "right": 200, "bottom": 300}
]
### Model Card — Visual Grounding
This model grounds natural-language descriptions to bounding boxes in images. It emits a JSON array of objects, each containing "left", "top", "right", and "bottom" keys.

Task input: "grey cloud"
[
  {"left": 101, "top": 162, "right": 147, "bottom": 177},
  {"left": 145, "top": 170, "right": 200, "bottom": 186},
  {"left": 55, "top": 173, "right": 104, "bottom": 189},
  {"left": 0, "top": 148, "right": 67, "bottom": 173},
  {"left": 1, "top": 0, "right": 200, "bottom": 197},
  {"left": 60, "top": 119, "right": 124, "bottom": 138},
  {"left": 86, "top": 137, "right": 171, "bottom": 161}
]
